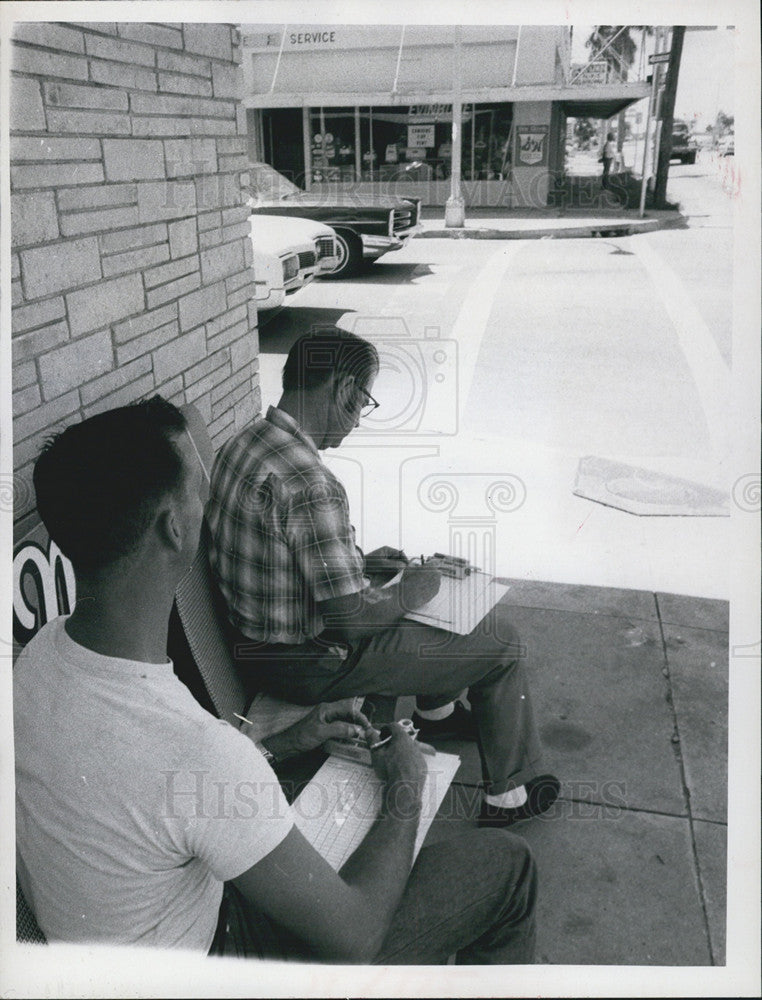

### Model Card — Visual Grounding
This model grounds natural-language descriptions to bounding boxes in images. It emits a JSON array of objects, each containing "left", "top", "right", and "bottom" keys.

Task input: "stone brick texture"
[{"left": 10, "top": 22, "right": 259, "bottom": 540}]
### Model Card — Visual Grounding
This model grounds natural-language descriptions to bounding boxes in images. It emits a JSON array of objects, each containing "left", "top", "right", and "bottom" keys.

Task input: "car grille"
[
  {"left": 315, "top": 236, "right": 335, "bottom": 259},
  {"left": 298, "top": 250, "right": 316, "bottom": 269},
  {"left": 391, "top": 207, "right": 415, "bottom": 233}
]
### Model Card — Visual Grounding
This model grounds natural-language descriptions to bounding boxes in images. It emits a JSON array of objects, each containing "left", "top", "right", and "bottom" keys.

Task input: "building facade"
[{"left": 240, "top": 25, "right": 649, "bottom": 208}]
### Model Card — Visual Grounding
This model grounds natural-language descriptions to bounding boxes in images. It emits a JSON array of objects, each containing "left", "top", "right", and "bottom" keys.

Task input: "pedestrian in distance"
[{"left": 600, "top": 131, "right": 617, "bottom": 189}]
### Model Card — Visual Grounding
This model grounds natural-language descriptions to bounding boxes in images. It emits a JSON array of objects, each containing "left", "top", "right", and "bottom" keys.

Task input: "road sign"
[{"left": 649, "top": 52, "right": 671, "bottom": 64}]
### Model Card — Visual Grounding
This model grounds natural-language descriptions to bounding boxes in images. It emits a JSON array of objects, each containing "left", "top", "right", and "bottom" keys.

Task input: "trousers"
[
  {"left": 213, "top": 828, "right": 537, "bottom": 964},
  {"left": 233, "top": 607, "right": 544, "bottom": 796}
]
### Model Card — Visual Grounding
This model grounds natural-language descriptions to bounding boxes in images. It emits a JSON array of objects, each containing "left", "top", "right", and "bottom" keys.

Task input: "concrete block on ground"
[{"left": 664, "top": 624, "right": 728, "bottom": 822}]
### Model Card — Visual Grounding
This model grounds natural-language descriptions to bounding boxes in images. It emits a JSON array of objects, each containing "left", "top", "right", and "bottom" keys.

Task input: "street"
[{"left": 257, "top": 154, "right": 735, "bottom": 600}]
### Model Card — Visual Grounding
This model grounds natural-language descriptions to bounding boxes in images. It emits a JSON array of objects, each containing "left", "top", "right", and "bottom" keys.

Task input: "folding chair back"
[
  {"left": 174, "top": 405, "right": 311, "bottom": 737},
  {"left": 16, "top": 880, "right": 46, "bottom": 944}
]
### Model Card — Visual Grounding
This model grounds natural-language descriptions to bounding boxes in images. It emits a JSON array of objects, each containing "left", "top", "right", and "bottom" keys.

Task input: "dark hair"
[
  {"left": 282, "top": 328, "right": 379, "bottom": 392},
  {"left": 33, "top": 396, "right": 187, "bottom": 573}
]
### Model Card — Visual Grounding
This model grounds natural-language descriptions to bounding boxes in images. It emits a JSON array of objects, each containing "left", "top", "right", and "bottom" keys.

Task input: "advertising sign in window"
[
  {"left": 516, "top": 125, "right": 549, "bottom": 166},
  {"left": 407, "top": 124, "right": 436, "bottom": 148}
]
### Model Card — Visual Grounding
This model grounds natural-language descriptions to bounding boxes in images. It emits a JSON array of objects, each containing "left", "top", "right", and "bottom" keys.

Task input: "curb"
[{"left": 416, "top": 217, "right": 677, "bottom": 241}]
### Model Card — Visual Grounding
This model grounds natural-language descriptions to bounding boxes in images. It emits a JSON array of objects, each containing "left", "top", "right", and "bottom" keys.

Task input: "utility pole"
[
  {"left": 653, "top": 25, "right": 685, "bottom": 208},
  {"left": 445, "top": 30, "right": 465, "bottom": 227}
]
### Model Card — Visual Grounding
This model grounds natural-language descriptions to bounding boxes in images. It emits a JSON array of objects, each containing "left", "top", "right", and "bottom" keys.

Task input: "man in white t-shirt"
[{"left": 14, "top": 396, "right": 537, "bottom": 963}]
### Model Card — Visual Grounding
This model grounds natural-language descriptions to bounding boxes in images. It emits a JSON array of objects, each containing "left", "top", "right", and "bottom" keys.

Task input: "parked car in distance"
[
  {"left": 249, "top": 214, "right": 338, "bottom": 311},
  {"left": 670, "top": 120, "right": 698, "bottom": 164},
  {"left": 717, "top": 134, "right": 735, "bottom": 157},
  {"left": 248, "top": 162, "right": 422, "bottom": 278}
]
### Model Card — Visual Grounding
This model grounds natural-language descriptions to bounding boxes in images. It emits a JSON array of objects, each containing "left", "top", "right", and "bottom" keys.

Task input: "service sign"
[
  {"left": 571, "top": 60, "right": 609, "bottom": 84},
  {"left": 407, "top": 124, "right": 436, "bottom": 148},
  {"left": 516, "top": 126, "right": 549, "bottom": 166}
]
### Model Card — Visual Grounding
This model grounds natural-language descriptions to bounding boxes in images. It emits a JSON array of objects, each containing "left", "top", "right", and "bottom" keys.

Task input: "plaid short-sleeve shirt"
[{"left": 207, "top": 406, "right": 366, "bottom": 644}]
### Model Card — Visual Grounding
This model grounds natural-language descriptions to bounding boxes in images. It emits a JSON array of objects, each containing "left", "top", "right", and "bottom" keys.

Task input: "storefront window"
[
  {"left": 309, "top": 107, "right": 357, "bottom": 183},
  {"left": 365, "top": 105, "right": 451, "bottom": 182},
  {"left": 462, "top": 103, "right": 514, "bottom": 180},
  {"left": 262, "top": 102, "right": 515, "bottom": 189}
]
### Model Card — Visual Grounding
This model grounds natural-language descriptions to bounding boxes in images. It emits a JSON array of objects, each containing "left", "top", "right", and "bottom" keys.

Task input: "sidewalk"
[
  {"left": 418, "top": 205, "right": 685, "bottom": 240},
  {"left": 403, "top": 579, "right": 728, "bottom": 966}
]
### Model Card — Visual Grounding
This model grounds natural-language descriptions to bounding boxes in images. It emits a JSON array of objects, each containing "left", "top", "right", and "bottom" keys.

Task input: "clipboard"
[
  {"left": 293, "top": 750, "right": 460, "bottom": 871},
  {"left": 405, "top": 571, "right": 509, "bottom": 634}
]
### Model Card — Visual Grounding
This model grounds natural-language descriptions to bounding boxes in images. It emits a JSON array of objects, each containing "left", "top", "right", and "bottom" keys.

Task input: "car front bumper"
[{"left": 361, "top": 225, "right": 422, "bottom": 258}]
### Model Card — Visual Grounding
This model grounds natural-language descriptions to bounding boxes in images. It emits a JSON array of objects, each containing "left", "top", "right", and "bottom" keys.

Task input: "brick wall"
[{"left": 10, "top": 21, "right": 259, "bottom": 544}]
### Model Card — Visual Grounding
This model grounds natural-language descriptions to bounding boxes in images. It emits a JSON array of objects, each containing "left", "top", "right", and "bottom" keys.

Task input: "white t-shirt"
[{"left": 14, "top": 617, "right": 293, "bottom": 950}]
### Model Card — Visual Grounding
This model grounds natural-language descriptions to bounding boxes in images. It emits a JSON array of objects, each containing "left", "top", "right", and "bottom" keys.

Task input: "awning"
[{"left": 560, "top": 96, "right": 644, "bottom": 118}]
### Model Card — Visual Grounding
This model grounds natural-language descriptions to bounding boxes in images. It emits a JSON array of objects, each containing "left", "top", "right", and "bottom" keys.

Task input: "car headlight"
[{"left": 282, "top": 256, "right": 299, "bottom": 282}]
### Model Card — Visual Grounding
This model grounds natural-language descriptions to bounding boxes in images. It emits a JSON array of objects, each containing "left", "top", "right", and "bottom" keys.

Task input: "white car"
[{"left": 250, "top": 215, "right": 338, "bottom": 311}]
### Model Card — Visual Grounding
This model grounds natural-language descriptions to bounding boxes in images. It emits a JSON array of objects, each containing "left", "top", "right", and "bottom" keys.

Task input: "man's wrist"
[
  {"left": 382, "top": 779, "right": 424, "bottom": 821},
  {"left": 255, "top": 738, "right": 278, "bottom": 764}
]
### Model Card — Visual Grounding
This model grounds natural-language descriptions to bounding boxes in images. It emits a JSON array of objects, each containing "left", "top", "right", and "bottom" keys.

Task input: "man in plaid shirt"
[{"left": 208, "top": 329, "right": 559, "bottom": 828}]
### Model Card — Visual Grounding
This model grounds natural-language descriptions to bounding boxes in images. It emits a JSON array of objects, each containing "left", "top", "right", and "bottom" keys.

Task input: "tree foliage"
[
  {"left": 573, "top": 117, "right": 597, "bottom": 149},
  {"left": 585, "top": 26, "right": 652, "bottom": 81}
]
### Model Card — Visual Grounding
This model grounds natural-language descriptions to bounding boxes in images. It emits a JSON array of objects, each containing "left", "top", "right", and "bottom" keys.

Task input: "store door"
[{"left": 262, "top": 108, "right": 305, "bottom": 186}]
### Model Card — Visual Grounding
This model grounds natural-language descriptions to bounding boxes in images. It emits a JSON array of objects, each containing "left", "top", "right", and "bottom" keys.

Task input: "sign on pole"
[{"left": 648, "top": 52, "right": 671, "bottom": 64}]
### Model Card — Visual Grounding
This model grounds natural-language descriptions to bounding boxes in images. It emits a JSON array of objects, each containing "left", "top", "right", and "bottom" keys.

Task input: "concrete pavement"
[
  {"left": 418, "top": 205, "right": 685, "bottom": 241},
  {"left": 405, "top": 578, "right": 729, "bottom": 967}
]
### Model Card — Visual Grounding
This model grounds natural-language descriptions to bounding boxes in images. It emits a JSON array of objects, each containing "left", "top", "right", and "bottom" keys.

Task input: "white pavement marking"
[
  {"left": 632, "top": 234, "right": 731, "bottom": 458},
  {"left": 450, "top": 244, "right": 524, "bottom": 421}
]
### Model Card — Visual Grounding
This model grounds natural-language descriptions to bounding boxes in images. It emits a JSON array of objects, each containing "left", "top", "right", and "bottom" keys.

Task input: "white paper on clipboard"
[{"left": 404, "top": 572, "right": 509, "bottom": 635}]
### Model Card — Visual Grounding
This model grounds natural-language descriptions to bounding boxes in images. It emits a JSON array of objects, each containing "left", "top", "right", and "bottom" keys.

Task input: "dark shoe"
[
  {"left": 478, "top": 774, "right": 561, "bottom": 828},
  {"left": 411, "top": 701, "right": 478, "bottom": 741}
]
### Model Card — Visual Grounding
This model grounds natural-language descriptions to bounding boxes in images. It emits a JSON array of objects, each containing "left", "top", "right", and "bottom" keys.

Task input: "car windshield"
[{"left": 249, "top": 162, "right": 302, "bottom": 201}]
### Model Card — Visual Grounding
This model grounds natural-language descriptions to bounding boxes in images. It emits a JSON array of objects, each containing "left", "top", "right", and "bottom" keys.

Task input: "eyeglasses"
[{"left": 357, "top": 384, "right": 380, "bottom": 418}]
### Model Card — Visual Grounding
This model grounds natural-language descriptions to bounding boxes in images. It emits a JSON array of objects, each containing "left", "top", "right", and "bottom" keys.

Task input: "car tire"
[
  {"left": 329, "top": 229, "right": 362, "bottom": 278},
  {"left": 685, "top": 151, "right": 696, "bottom": 165}
]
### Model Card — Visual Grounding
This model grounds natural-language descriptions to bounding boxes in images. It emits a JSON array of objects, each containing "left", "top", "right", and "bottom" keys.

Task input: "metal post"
[
  {"left": 302, "top": 107, "right": 312, "bottom": 191},
  {"left": 444, "top": 31, "right": 465, "bottom": 227},
  {"left": 638, "top": 30, "right": 662, "bottom": 217},
  {"left": 369, "top": 107, "right": 374, "bottom": 183},
  {"left": 354, "top": 106, "right": 361, "bottom": 182}
]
